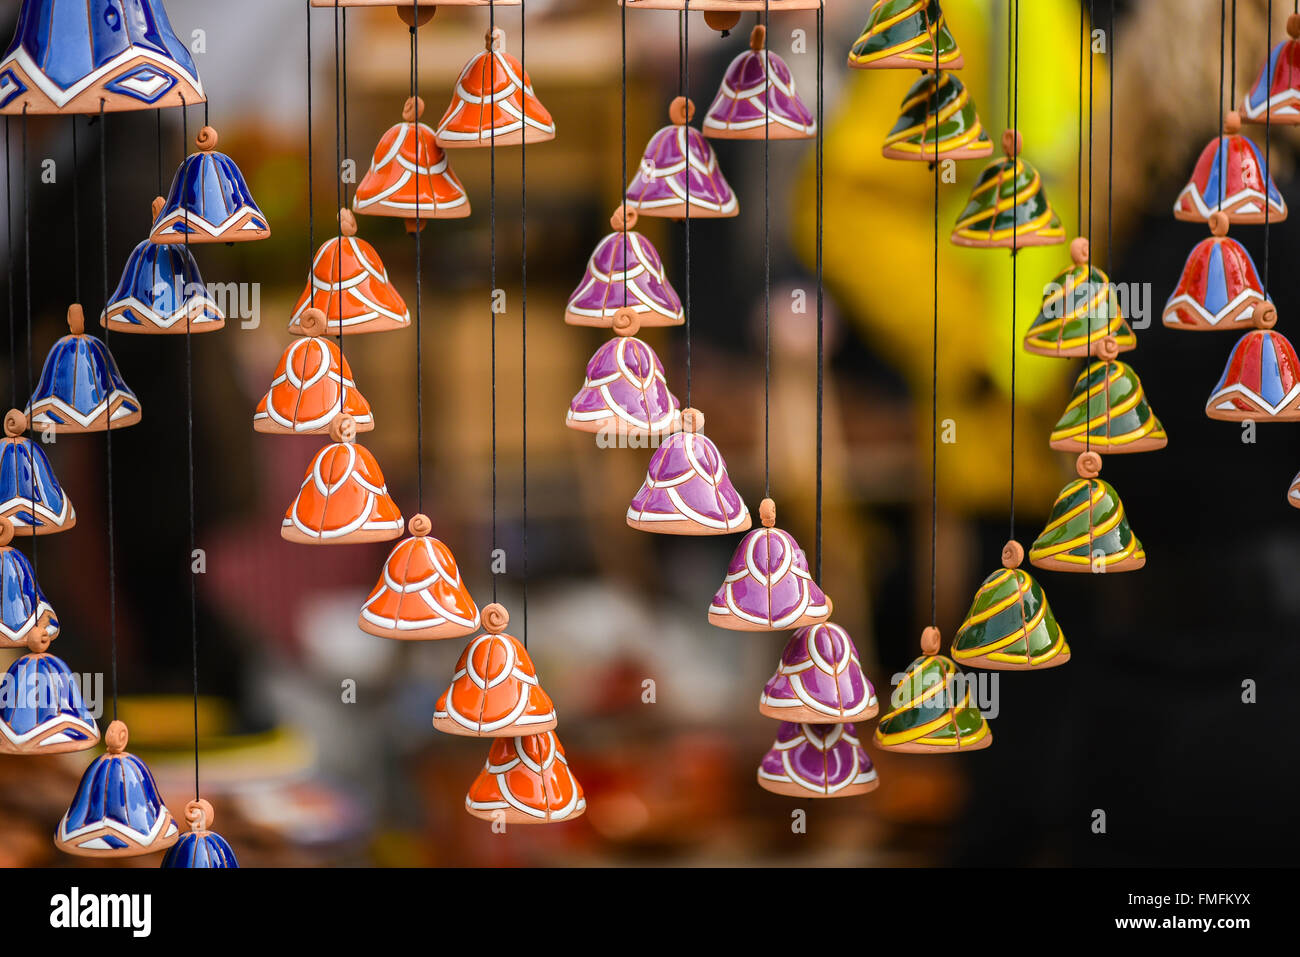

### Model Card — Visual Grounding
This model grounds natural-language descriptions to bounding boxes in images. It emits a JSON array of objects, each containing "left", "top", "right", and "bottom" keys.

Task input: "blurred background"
[{"left": 1, "top": 0, "right": 1298, "bottom": 867}]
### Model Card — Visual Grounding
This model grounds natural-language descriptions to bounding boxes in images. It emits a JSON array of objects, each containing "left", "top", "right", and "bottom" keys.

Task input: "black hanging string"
[
  {"left": 342, "top": 7, "right": 349, "bottom": 207},
  {"left": 1107, "top": 0, "right": 1115, "bottom": 279},
  {"left": 21, "top": 108, "right": 34, "bottom": 574},
  {"left": 6, "top": 117, "right": 13, "bottom": 411},
  {"left": 1009, "top": 0, "right": 1018, "bottom": 541},
  {"left": 101, "top": 100, "right": 118, "bottom": 720},
  {"left": 490, "top": 1, "right": 498, "bottom": 604},
  {"left": 521, "top": 0, "right": 529, "bottom": 644},
  {"left": 930, "top": 15, "right": 939, "bottom": 626},
  {"left": 156, "top": 108, "right": 163, "bottom": 196},
  {"left": 307, "top": 0, "right": 314, "bottom": 286},
  {"left": 763, "top": 0, "right": 770, "bottom": 499},
  {"left": 70, "top": 117, "right": 80, "bottom": 304},
  {"left": 178, "top": 95, "right": 197, "bottom": 791},
  {"left": 411, "top": 10, "right": 423, "bottom": 513},
  {"left": 334, "top": 2, "right": 344, "bottom": 401},
  {"left": 1086, "top": 0, "right": 1094, "bottom": 454},
  {"left": 1231, "top": 0, "right": 1238, "bottom": 107},
  {"left": 1219, "top": 0, "right": 1227, "bottom": 209},
  {"left": 814, "top": 0, "right": 824, "bottom": 584},
  {"left": 1264, "top": 0, "right": 1274, "bottom": 295},
  {"left": 1077, "top": 0, "right": 1084, "bottom": 236},
  {"left": 683, "top": 4, "right": 692, "bottom": 407},
  {"left": 620, "top": 0, "right": 627, "bottom": 309}
]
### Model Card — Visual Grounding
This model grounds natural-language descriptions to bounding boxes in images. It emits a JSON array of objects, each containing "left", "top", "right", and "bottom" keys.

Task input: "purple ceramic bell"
[
  {"left": 760, "top": 622, "right": 877, "bottom": 722},
  {"left": 756, "top": 722, "right": 878, "bottom": 798},
  {"left": 626, "top": 408, "right": 750, "bottom": 535},
  {"left": 703, "top": 26, "right": 815, "bottom": 140},
  {"left": 626, "top": 97, "right": 738, "bottom": 219},
  {"left": 709, "top": 498, "right": 831, "bottom": 631},
  {"left": 565, "top": 310, "right": 681, "bottom": 440},
  {"left": 566, "top": 205, "right": 683, "bottom": 328}
]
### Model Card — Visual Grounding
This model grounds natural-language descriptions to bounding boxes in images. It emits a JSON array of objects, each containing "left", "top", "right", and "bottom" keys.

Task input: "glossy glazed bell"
[
  {"left": 1164, "top": 214, "right": 1270, "bottom": 331},
  {"left": 0, "top": 409, "right": 75, "bottom": 535},
  {"left": 1023, "top": 237, "right": 1136, "bottom": 357},
  {"left": 703, "top": 26, "right": 815, "bottom": 141},
  {"left": 709, "top": 498, "right": 832, "bottom": 631},
  {"left": 848, "top": 0, "right": 964, "bottom": 70},
  {"left": 566, "top": 312, "right": 681, "bottom": 440},
  {"left": 1174, "top": 112, "right": 1286, "bottom": 224},
  {"left": 626, "top": 98, "right": 738, "bottom": 219},
  {"left": 1205, "top": 320, "right": 1300, "bottom": 421},
  {"left": 1049, "top": 337, "right": 1166, "bottom": 453},
  {"left": 281, "top": 414, "right": 402, "bottom": 545},
  {"left": 760, "top": 622, "right": 877, "bottom": 722},
  {"left": 882, "top": 70, "right": 990, "bottom": 161},
  {"left": 28, "top": 305, "right": 141, "bottom": 432},
  {"left": 1242, "top": 15, "right": 1300, "bottom": 124},
  {"left": 255, "top": 309, "right": 373, "bottom": 435},
  {"left": 465, "top": 731, "right": 586, "bottom": 824},
  {"left": 436, "top": 28, "right": 555, "bottom": 148},
  {"left": 874, "top": 627, "right": 993, "bottom": 753},
  {"left": 952, "top": 129, "right": 1064, "bottom": 249},
  {"left": 55, "top": 720, "right": 179, "bottom": 857},
  {"left": 160, "top": 799, "right": 239, "bottom": 868},
  {"left": 291, "top": 210, "right": 410, "bottom": 335},
  {"left": 0, "top": 0, "right": 204, "bottom": 114},
  {"left": 433, "top": 604, "right": 558, "bottom": 737},
  {"left": 102, "top": 236, "right": 223, "bottom": 334},
  {"left": 0, "top": 517, "right": 57, "bottom": 648},
  {"left": 627, "top": 408, "right": 749, "bottom": 535},
  {"left": 0, "top": 626, "right": 98, "bottom": 754},
  {"left": 757, "top": 722, "right": 879, "bottom": 797},
  {"left": 359, "top": 514, "right": 480, "bottom": 641},
  {"left": 566, "top": 205, "right": 683, "bottom": 328},
  {"left": 151, "top": 126, "right": 269, "bottom": 244},
  {"left": 1030, "top": 452, "right": 1145, "bottom": 573},
  {"left": 953, "top": 541, "right": 1070, "bottom": 670},
  {"left": 355, "top": 97, "right": 470, "bottom": 227}
]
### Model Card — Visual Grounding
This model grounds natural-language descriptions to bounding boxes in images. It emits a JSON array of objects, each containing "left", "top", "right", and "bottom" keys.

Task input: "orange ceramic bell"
[
  {"left": 358, "top": 514, "right": 480, "bottom": 641},
  {"left": 432, "top": 603, "right": 558, "bottom": 737},
  {"left": 254, "top": 309, "right": 373, "bottom": 435},
  {"left": 290, "top": 210, "right": 410, "bottom": 336},
  {"left": 435, "top": 28, "right": 555, "bottom": 149},
  {"left": 465, "top": 731, "right": 586, "bottom": 824},
  {"left": 281, "top": 414, "right": 403, "bottom": 545},
  {"left": 354, "top": 97, "right": 470, "bottom": 229}
]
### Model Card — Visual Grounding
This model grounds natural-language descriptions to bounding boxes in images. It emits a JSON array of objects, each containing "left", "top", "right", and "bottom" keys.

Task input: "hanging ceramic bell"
[
  {"left": 1174, "top": 111, "right": 1286, "bottom": 224},
  {"left": 309, "top": 0, "right": 512, "bottom": 13},
  {"left": 355, "top": 97, "right": 470, "bottom": 228},
  {"left": 0, "top": 0, "right": 204, "bottom": 114},
  {"left": 1205, "top": 311, "right": 1300, "bottom": 421},
  {"left": 1030, "top": 452, "right": 1145, "bottom": 573},
  {"left": 1164, "top": 213, "right": 1271, "bottom": 331},
  {"left": 875, "top": 627, "right": 992, "bottom": 753},
  {"left": 56, "top": 721, "right": 178, "bottom": 857},
  {"left": 465, "top": 731, "right": 586, "bottom": 824},
  {"left": 709, "top": 498, "right": 832, "bottom": 631},
  {"left": 1242, "top": 15, "right": 1300, "bottom": 124},
  {"left": 626, "top": 97, "right": 738, "bottom": 219},
  {"left": 848, "top": 0, "right": 964, "bottom": 70},
  {"left": 566, "top": 311, "right": 681, "bottom": 440},
  {"left": 882, "top": 70, "right": 991, "bottom": 161},
  {"left": 0, "top": 517, "right": 57, "bottom": 648},
  {"left": 759, "top": 622, "right": 878, "bottom": 722},
  {"left": 291, "top": 210, "right": 410, "bottom": 335},
  {"left": 432, "top": 603, "right": 558, "bottom": 737},
  {"left": 703, "top": 26, "right": 815, "bottom": 141},
  {"left": 281, "top": 413, "right": 403, "bottom": 545},
  {"left": 1023, "top": 238, "right": 1136, "bottom": 357},
  {"left": 567, "top": 205, "right": 683, "bottom": 329},
  {"left": 27, "top": 305, "right": 141, "bottom": 433},
  {"left": 255, "top": 309, "right": 373, "bottom": 435},
  {"left": 358, "top": 513, "right": 480, "bottom": 641},
  {"left": 1049, "top": 337, "right": 1167, "bottom": 454},
  {"left": 1288, "top": 470, "right": 1300, "bottom": 508},
  {"left": 436, "top": 28, "right": 555, "bottom": 148},
  {"left": 952, "top": 130, "right": 1064, "bottom": 248},
  {"left": 626, "top": 408, "right": 750, "bottom": 535},
  {"left": 953, "top": 541, "right": 1069, "bottom": 670},
  {"left": 0, "top": 624, "right": 99, "bottom": 754},
  {"left": 757, "top": 722, "right": 878, "bottom": 797},
  {"left": 0, "top": 409, "right": 75, "bottom": 535},
  {"left": 160, "top": 799, "right": 239, "bottom": 868},
  {"left": 152, "top": 126, "right": 269, "bottom": 244},
  {"left": 102, "top": 234, "right": 224, "bottom": 334}
]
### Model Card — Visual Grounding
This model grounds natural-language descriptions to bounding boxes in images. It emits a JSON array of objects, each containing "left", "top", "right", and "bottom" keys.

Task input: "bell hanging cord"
[
  {"left": 930, "top": 16, "right": 939, "bottom": 626},
  {"left": 334, "top": 0, "right": 345, "bottom": 408},
  {"left": 411, "top": 6, "right": 424, "bottom": 514},
  {"left": 1264, "top": 0, "right": 1273, "bottom": 294},
  {"left": 1009, "top": 0, "right": 1019, "bottom": 540},
  {"left": 70, "top": 116, "right": 79, "bottom": 304},
  {"left": 683, "top": 3, "right": 693, "bottom": 406},
  {"left": 101, "top": 99, "right": 119, "bottom": 719},
  {"left": 490, "top": 0, "right": 498, "bottom": 604},
  {"left": 6, "top": 116, "right": 13, "bottom": 412},
  {"left": 814, "top": 0, "right": 824, "bottom": 583},
  {"left": 307, "top": 0, "right": 315, "bottom": 294},
  {"left": 521, "top": 0, "right": 529, "bottom": 643},
  {"left": 763, "top": 0, "right": 771, "bottom": 499}
]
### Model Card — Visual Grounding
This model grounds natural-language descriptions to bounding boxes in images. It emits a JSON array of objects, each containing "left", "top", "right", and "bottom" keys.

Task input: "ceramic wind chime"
[
  {"left": 354, "top": 96, "right": 470, "bottom": 227},
  {"left": 875, "top": 627, "right": 992, "bottom": 752},
  {"left": 1164, "top": 212, "right": 1271, "bottom": 331},
  {"left": 1242, "top": 14, "right": 1300, "bottom": 123},
  {"left": 1030, "top": 451, "right": 1145, "bottom": 573},
  {"left": 160, "top": 799, "right": 238, "bottom": 869},
  {"left": 702, "top": 26, "right": 816, "bottom": 141},
  {"left": 151, "top": 126, "right": 270, "bottom": 243},
  {"left": 953, "top": 541, "right": 1069, "bottom": 670},
  {"left": 359, "top": 514, "right": 480, "bottom": 641},
  {"left": 28, "top": 305, "right": 141, "bottom": 432},
  {"left": 566, "top": 309, "right": 682, "bottom": 440},
  {"left": 627, "top": 97, "right": 738, "bottom": 219},
  {"left": 0, "top": 517, "right": 57, "bottom": 648},
  {"left": 0, "top": 408, "right": 75, "bottom": 532},
  {"left": 102, "top": 226, "right": 224, "bottom": 334},
  {"left": 436, "top": 28, "right": 555, "bottom": 149},
  {"left": 255, "top": 307, "right": 374, "bottom": 434},
  {"left": 566, "top": 205, "right": 683, "bottom": 328},
  {"left": 848, "top": 0, "right": 964, "bottom": 70},
  {"left": 953, "top": 130, "right": 1065, "bottom": 248},
  {"left": 620, "top": 0, "right": 822, "bottom": 39},
  {"left": 882, "top": 70, "right": 991, "bottom": 162},
  {"left": 1174, "top": 111, "right": 1286, "bottom": 224}
]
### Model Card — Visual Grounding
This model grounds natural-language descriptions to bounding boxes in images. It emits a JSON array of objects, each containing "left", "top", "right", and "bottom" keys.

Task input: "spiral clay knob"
[
  {"left": 920, "top": 626, "right": 942, "bottom": 656},
  {"left": 408, "top": 513, "right": 433, "bottom": 537},
  {"left": 105, "top": 720, "right": 129, "bottom": 754},
  {"left": 481, "top": 603, "right": 509, "bottom": 634},
  {"left": 196, "top": 126, "right": 219, "bottom": 152},
  {"left": 184, "top": 798, "right": 215, "bottom": 833},
  {"left": 1001, "top": 540, "right": 1025, "bottom": 569},
  {"left": 329, "top": 414, "right": 358, "bottom": 444},
  {"left": 1076, "top": 450, "right": 1103, "bottom": 479}
]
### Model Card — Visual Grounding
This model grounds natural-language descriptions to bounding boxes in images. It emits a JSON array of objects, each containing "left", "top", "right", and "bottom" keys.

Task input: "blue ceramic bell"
[
  {"left": 0, "top": 626, "right": 98, "bottom": 755},
  {"left": 28, "top": 305, "right": 141, "bottom": 432},
  {"left": 0, "top": 517, "right": 57, "bottom": 648},
  {"left": 103, "top": 233, "right": 224, "bottom": 334},
  {"left": 160, "top": 799, "right": 239, "bottom": 868},
  {"left": 0, "top": 409, "right": 75, "bottom": 535},
  {"left": 151, "top": 126, "right": 269, "bottom": 245},
  {"left": 56, "top": 720, "right": 179, "bottom": 858},
  {"left": 0, "top": 0, "right": 204, "bottom": 115}
]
